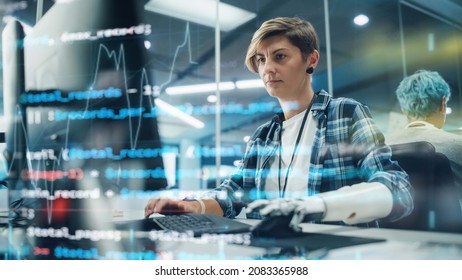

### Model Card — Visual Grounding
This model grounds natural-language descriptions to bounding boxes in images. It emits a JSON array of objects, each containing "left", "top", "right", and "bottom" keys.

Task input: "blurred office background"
[{"left": 0, "top": 0, "right": 461, "bottom": 190}]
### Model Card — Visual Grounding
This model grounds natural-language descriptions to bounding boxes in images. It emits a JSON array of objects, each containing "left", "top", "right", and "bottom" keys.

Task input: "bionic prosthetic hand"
[{"left": 246, "top": 182, "right": 393, "bottom": 232}]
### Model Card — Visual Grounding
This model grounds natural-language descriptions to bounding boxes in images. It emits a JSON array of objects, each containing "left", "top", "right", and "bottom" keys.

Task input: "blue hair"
[{"left": 395, "top": 70, "right": 451, "bottom": 119}]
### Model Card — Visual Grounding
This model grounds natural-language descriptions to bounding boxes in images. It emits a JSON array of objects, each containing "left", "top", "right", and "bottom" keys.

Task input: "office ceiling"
[
  {"left": 4, "top": 0, "right": 462, "bottom": 147},
  {"left": 142, "top": 0, "right": 462, "bottom": 145}
]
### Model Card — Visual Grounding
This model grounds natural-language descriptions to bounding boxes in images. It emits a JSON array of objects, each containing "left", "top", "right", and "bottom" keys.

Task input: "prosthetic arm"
[
  {"left": 246, "top": 182, "right": 393, "bottom": 230},
  {"left": 319, "top": 182, "right": 393, "bottom": 224}
]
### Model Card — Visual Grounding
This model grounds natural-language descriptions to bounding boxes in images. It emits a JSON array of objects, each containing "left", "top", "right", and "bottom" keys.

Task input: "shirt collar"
[
  {"left": 406, "top": 120, "right": 437, "bottom": 129},
  {"left": 273, "top": 90, "right": 331, "bottom": 122},
  {"left": 311, "top": 90, "right": 331, "bottom": 119}
]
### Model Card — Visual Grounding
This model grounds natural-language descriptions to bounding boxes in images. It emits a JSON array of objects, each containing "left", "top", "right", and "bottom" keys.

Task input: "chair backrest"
[
  {"left": 431, "top": 152, "right": 462, "bottom": 232},
  {"left": 382, "top": 141, "right": 462, "bottom": 233}
]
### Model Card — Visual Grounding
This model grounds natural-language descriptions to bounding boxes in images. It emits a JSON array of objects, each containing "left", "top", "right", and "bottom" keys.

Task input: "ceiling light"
[
  {"left": 446, "top": 107, "right": 452, "bottom": 115},
  {"left": 207, "top": 95, "right": 217, "bottom": 103},
  {"left": 145, "top": 0, "right": 256, "bottom": 32},
  {"left": 235, "top": 79, "right": 264, "bottom": 89},
  {"left": 154, "top": 98, "right": 205, "bottom": 128},
  {"left": 354, "top": 14, "right": 369, "bottom": 26},
  {"left": 428, "top": 33, "right": 435, "bottom": 52},
  {"left": 144, "top": 40, "right": 151, "bottom": 49},
  {"left": 166, "top": 82, "right": 235, "bottom": 95}
]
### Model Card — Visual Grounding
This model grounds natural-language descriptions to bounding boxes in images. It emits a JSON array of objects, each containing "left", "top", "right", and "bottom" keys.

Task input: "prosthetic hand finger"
[
  {"left": 288, "top": 211, "right": 304, "bottom": 232},
  {"left": 287, "top": 199, "right": 325, "bottom": 231},
  {"left": 246, "top": 199, "right": 272, "bottom": 215},
  {"left": 256, "top": 199, "right": 298, "bottom": 216},
  {"left": 294, "top": 197, "right": 326, "bottom": 222}
]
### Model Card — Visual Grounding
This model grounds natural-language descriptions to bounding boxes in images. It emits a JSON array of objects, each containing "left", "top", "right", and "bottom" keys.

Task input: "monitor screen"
[{"left": 3, "top": 0, "right": 169, "bottom": 258}]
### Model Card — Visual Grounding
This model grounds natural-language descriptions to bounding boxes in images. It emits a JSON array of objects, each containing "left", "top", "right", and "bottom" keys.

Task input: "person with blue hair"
[
  {"left": 387, "top": 69, "right": 462, "bottom": 194},
  {"left": 394, "top": 69, "right": 451, "bottom": 128}
]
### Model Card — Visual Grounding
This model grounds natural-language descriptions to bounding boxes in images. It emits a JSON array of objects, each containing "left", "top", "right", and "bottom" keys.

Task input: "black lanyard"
[{"left": 278, "top": 98, "right": 314, "bottom": 198}]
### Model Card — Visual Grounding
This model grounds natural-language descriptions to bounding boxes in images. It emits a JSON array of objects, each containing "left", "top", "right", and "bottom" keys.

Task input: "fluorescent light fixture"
[
  {"left": 354, "top": 14, "right": 369, "bottom": 26},
  {"left": 166, "top": 82, "right": 235, "bottom": 95},
  {"left": 235, "top": 79, "right": 264, "bottom": 89},
  {"left": 145, "top": 0, "right": 256, "bottom": 32},
  {"left": 154, "top": 98, "right": 205, "bottom": 128},
  {"left": 166, "top": 79, "right": 265, "bottom": 95}
]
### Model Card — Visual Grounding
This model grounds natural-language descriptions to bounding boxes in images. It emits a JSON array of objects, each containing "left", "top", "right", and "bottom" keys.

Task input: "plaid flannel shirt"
[{"left": 215, "top": 90, "right": 413, "bottom": 225}]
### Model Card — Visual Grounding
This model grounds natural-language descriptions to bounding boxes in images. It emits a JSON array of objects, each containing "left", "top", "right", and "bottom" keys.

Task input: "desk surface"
[
  {"left": 296, "top": 223, "right": 462, "bottom": 259},
  {"left": 115, "top": 213, "right": 462, "bottom": 260},
  {"left": 2, "top": 197, "right": 462, "bottom": 260}
]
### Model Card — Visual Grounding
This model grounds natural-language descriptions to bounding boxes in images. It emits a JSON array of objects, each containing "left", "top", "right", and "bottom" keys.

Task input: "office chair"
[
  {"left": 381, "top": 141, "right": 462, "bottom": 233},
  {"left": 431, "top": 151, "right": 462, "bottom": 232}
]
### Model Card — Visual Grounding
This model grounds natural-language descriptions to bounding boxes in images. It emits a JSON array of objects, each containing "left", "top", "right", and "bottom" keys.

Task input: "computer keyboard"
[
  {"left": 115, "top": 213, "right": 252, "bottom": 236},
  {"left": 153, "top": 214, "right": 252, "bottom": 236}
]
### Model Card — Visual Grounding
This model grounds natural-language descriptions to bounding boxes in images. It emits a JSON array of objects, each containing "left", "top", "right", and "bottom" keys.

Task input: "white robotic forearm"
[
  {"left": 319, "top": 182, "right": 393, "bottom": 224},
  {"left": 246, "top": 182, "right": 394, "bottom": 232}
]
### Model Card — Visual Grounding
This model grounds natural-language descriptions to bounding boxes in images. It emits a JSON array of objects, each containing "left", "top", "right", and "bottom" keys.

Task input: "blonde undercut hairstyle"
[{"left": 245, "top": 17, "right": 319, "bottom": 73}]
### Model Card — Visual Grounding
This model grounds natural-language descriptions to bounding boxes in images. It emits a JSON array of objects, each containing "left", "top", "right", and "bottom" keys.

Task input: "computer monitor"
[
  {"left": 2, "top": 17, "right": 28, "bottom": 221},
  {"left": 3, "top": 0, "right": 168, "bottom": 258}
]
